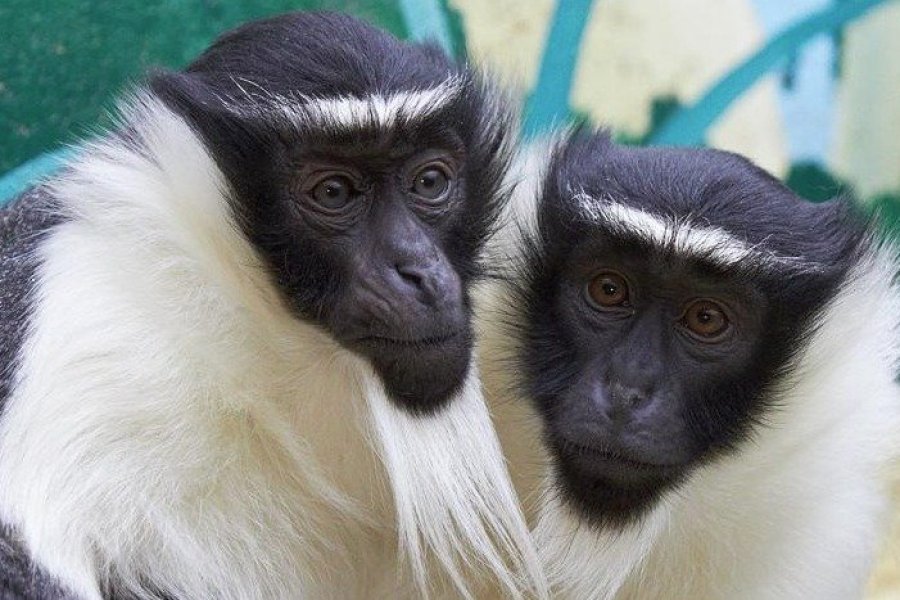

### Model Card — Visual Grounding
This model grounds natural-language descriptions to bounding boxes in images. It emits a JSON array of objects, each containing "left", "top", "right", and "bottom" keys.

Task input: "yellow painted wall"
[
  {"left": 834, "top": 2, "right": 900, "bottom": 199},
  {"left": 453, "top": 0, "right": 789, "bottom": 174}
]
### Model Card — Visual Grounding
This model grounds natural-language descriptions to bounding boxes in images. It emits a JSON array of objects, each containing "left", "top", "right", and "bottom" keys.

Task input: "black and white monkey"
[
  {"left": 479, "top": 130, "right": 900, "bottom": 599},
  {"left": 0, "top": 12, "right": 548, "bottom": 600}
]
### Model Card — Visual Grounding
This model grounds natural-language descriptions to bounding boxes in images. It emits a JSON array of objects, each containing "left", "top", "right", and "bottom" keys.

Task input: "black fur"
[
  {"left": 512, "top": 131, "right": 869, "bottom": 528},
  {"left": 0, "top": 187, "right": 63, "bottom": 412},
  {"left": 0, "top": 189, "right": 70, "bottom": 598},
  {"left": 0, "top": 529, "right": 73, "bottom": 600},
  {"left": 149, "top": 12, "right": 514, "bottom": 413}
]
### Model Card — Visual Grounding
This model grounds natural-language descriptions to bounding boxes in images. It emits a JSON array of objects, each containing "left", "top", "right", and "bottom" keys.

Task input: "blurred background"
[
  {"left": 1, "top": 0, "right": 899, "bottom": 229},
  {"left": 1, "top": 0, "right": 899, "bottom": 594}
]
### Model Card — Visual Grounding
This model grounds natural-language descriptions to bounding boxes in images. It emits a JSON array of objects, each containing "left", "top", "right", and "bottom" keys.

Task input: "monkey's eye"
[
  {"left": 680, "top": 300, "right": 731, "bottom": 341},
  {"left": 310, "top": 175, "right": 356, "bottom": 211},
  {"left": 586, "top": 271, "right": 631, "bottom": 311},
  {"left": 411, "top": 163, "right": 452, "bottom": 201}
]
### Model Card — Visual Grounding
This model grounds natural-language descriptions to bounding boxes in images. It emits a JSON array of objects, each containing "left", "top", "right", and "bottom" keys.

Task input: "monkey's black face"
[
  {"left": 223, "top": 128, "right": 497, "bottom": 415},
  {"left": 516, "top": 132, "right": 864, "bottom": 527},
  {"left": 150, "top": 12, "right": 511, "bottom": 414},
  {"left": 529, "top": 242, "right": 769, "bottom": 524},
  {"left": 279, "top": 143, "right": 475, "bottom": 413}
]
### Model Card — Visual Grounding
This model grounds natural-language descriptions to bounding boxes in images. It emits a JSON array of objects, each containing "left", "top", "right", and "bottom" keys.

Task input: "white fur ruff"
[{"left": 0, "top": 96, "right": 546, "bottom": 600}]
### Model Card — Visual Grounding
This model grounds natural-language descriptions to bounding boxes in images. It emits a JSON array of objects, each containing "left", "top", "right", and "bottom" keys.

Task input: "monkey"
[
  {"left": 0, "top": 12, "right": 549, "bottom": 600},
  {"left": 477, "top": 130, "right": 900, "bottom": 599}
]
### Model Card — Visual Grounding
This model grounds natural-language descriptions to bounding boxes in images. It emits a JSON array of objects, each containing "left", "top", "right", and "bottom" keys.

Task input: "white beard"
[
  {"left": 0, "top": 95, "right": 546, "bottom": 600},
  {"left": 362, "top": 362, "right": 545, "bottom": 599}
]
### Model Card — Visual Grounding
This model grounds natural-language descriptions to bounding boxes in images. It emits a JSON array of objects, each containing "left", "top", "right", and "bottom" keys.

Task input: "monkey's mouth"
[
  {"left": 554, "top": 439, "right": 688, "bottom": 527},
  {"left": 356, "top": 329, "right": 463, "bottom": 348},
  {"left": 567, "top": 444, "right": 661, "bottom": 469},
  {"left": 558, "top": 440, "right": 681, "bottom": 480},
  {"left": 352, "top": 327, "right": 473, "bottom": 415}
]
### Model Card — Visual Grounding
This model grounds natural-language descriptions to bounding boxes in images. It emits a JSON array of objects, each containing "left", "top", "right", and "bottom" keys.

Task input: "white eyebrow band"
[
  {"left": 572, "top": 192, "right": 815, "bottom": 271},
  {"left": 226, "top": 76, "right": 465, "bottom": 132}
]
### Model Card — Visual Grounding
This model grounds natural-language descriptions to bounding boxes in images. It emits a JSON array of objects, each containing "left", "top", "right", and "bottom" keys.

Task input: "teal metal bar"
[
  {"left": 649, "top": 0, "right": 895, "bottom": 146},
  {"left": 398, "top": 0, "right": 455, "bottom": 56},
  {"left": 523, "top": 0, "right": 596, "bottom": 137},
  {"left": 0, "top": 148, "right": 74, "bottom": 205}
]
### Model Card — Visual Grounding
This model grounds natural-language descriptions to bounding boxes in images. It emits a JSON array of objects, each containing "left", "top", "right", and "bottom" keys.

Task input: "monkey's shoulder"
[
  {"left": 0, "top": 186, "right": 60, "bottom": 245},
  {"left": 0, "top": 186, "right": 63, "bottom": 405},
  {"left": 0, "top": 525, "right": 170, "bottom": 600},
  {"left": 0, "top": 185, "right": 61, "bottom": 299},
  {"left": 0, "top": 527, "right": 74, "bottom": 600}
]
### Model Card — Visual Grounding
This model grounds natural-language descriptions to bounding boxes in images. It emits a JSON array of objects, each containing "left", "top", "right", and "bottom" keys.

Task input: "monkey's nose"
[
  {"left": 607, "top": 381, "right": 651, "bottom": 411},
  {"left": 395, "top": 262, "right": 434, "bottom": 296},
  {"left": 392, "top": 259, "right": 460, "bottom": 307},
  {"left": 591, "top": 380, "right": 653, "bottom": 431}
]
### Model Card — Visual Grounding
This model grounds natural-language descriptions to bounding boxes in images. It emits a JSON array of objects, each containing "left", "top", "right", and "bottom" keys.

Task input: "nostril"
[
  {"left": 389, "top": 254, "right": 461, "bottom": 308},
  {"left": 608, "top": 381, "right": 651, "bottom": 410},
  {"left": 394, "top": 262, "right": 442, "bottom": 305},
  {"left": 395, "top": 263, "right": 424, "bottom": 287},
  {"left": 626, "top": 390, "right": 647, "bottom": 408}
]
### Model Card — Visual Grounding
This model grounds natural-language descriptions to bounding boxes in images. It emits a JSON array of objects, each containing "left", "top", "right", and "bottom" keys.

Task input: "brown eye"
[
  {"left": 311, "top": 176, "right": 355, "bottom": 210},
  {"left": 586, "top": 271, "right": 630, "bottom": 310},
  {"left": 411, "top": 164, "right": 451, "bottom": 200},
  {"left": 680, "top": 300, "right": 730, "bottom": 341}
]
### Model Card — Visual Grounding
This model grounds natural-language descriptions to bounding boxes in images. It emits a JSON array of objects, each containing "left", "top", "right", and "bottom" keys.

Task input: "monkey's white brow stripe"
[
  {"left": 574, "top": 193, "right": 807, "bottom": 269},
  {"left": 273, "top": 78, "right": 463, "bottom": 131}
]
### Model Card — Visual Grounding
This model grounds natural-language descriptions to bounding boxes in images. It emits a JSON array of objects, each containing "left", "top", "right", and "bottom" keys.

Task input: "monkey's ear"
[
  {"left": 147, "top": 70, "right": 277, "bottom": 187},
  {"left": 148, "top": 70, "right": 265, "bottom": 138},
  {"left": 148, "top": 70, "right": 235, "bottom": 124},
  {"left": 533, "top": 132, "right": 595, "bottom": 238},
  {"left": 808, "top": 195, "right": 872, "bottom": 267}
]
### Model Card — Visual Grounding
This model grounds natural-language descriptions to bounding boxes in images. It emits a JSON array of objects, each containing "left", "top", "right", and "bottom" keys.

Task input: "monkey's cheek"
[{"left": 366, "top": 333, "right": 474, "bottom": 415}]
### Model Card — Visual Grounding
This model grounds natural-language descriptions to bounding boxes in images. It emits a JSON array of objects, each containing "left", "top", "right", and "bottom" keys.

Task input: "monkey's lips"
[
  {"left": 557, "top": 440, "right": 682, "bottom": 486},
  {"left": 355, "top": 329, "right": 463, "bottom": 349},
  {"left": 552, "top": 438, "right": 690, "bottom": 527}
]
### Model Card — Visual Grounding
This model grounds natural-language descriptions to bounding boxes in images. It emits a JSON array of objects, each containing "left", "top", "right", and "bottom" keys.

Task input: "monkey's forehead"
[
  {"left": 188, "top": 12, "right": 463, "bottom": 98},
  {"left": 565, "top": 193, "right": 813, "bottom": 274},
  {"left": 553, "top": 191, "right": 866, "bottom": 279},
  {"left": 539, "top": 138, "right": 868, "bottom": 274},
  {"left": 222, "top": 77, "right": 469, "bottom": 137}
]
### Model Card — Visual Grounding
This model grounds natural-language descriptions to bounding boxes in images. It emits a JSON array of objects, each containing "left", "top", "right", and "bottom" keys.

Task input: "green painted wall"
[{"left": 0, "top": 1, "right": 406, "bottom": 174}]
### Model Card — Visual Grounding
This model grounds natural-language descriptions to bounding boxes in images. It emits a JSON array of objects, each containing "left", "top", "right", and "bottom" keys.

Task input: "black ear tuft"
[
  {"left": 149, "top": 70, "right": 220, "bottom": 119},
  {"left": 147, "top": 70, "right": 277, "bottom": 197},
  {"left": 148, "top": 69, "right": 257, "bottom": 144},
  {"left": 808, "top": 194, "right": 872, "bottom": 270},
  {"left": 531, "top": 128, "right": 614, "bottom": 249},
  {"left": 148, "top": 69, "right": 239, "bottom": 147},
  {"left": 546, "top": 127, "right": 613, "bottom": 206}
]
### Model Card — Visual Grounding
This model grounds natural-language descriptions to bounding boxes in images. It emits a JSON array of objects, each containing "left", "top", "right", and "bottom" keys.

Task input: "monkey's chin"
[
  {"left": 554, "top": 446, "right": 685, "bottom": 528},
  {"left": 354, "top": 328, "right": 473, "bottom": 415}
]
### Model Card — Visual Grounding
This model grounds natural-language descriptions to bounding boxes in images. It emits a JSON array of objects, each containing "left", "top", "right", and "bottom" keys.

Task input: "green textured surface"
[{"left": 0, "top": 0, "right": 407, "bottom": 174}]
